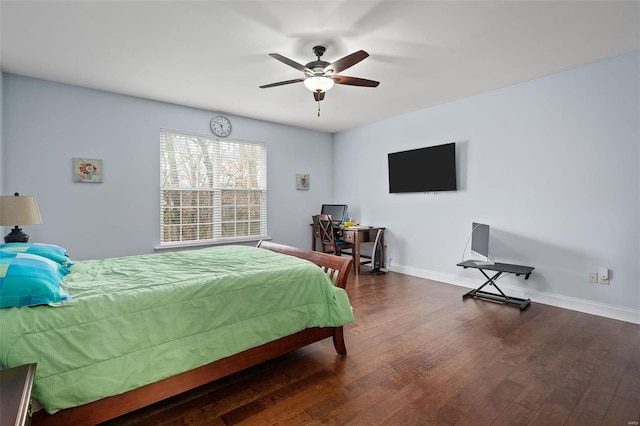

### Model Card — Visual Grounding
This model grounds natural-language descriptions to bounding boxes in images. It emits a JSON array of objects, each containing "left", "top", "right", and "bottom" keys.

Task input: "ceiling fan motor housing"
[{"left": 305, "top": 46, "right": 332, "bottom": 76}]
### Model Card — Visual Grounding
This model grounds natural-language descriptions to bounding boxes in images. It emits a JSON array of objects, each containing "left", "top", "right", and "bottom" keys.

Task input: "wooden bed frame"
[{"left": 32, "top": 241, "right": 353, "bottom": 426}]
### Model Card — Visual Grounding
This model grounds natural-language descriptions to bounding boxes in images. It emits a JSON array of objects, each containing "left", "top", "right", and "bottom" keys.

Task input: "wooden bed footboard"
[
  {"left": 256, "top": 240, "right": 352, "bottom": 290},
  {"left": 32, "top": 242, "right": 353, "bottom": 426}
]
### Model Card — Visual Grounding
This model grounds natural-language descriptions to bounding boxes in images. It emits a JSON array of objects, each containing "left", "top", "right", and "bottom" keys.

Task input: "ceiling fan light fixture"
[{"left": 304, "top": 76, "right": 334, "bottom": 93}]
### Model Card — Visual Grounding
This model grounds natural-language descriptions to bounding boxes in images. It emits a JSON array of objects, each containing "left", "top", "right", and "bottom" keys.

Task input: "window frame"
[{"left": 159, "top": 129, "right": 267, "bottom": 247}]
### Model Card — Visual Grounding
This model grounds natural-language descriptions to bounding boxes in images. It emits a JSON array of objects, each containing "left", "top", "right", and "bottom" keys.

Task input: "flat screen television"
[
  {"left": 320, "top": 204, "right": 348, "bottom": 224},
  {"left": 388, "top": 142, "right": 457, "bottom": 193}
]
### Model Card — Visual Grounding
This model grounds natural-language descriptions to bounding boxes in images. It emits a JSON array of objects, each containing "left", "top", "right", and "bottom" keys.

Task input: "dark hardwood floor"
[{"left": 102, "top": 271, "right": 640, "bottom": 425}]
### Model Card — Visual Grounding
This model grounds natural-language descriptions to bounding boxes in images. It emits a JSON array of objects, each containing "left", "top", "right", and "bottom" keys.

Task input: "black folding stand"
[{"left": 457, "top": 260, "right": 534, "bottom": 311}]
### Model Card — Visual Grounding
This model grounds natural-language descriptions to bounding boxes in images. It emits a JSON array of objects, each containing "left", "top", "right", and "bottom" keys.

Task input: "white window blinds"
[{"left": 160, "top": 130, "right": 267, "bottom": 245}]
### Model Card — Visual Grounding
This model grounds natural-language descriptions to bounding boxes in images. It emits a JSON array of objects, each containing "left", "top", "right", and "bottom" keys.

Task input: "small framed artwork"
[
  {"left": 73, "top": 158, "right": 103, "bottom": 183},
  {"left": 296, "top": 174, "right": 310, "bottom": 190}
]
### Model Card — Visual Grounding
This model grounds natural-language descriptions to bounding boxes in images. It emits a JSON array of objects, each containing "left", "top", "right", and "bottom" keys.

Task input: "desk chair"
[
  {"left": 313, "top": 214, "right": 354, "bottom": 257},
  {"left": 341, "top": 227, "right": 384, "bottom": 271}
]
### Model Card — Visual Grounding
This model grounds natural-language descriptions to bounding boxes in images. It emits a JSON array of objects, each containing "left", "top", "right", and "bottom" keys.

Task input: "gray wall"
[
  {"left": 2, "top": 74, "right": 333, "bottom": 259},
  {"left": 333, "top": 52, "right": 639, "bottom": 320},
  {"left": 0, "top": 71, "right": 4, "bottom": 200}
]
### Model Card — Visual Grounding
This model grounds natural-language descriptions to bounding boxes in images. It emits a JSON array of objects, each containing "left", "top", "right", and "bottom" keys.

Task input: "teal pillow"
[
  {"left": 0, "top": 243, "right": 73, "bottom": 267},
  {"left": 0, "top": 251, "right": 73, "bottom": 308}
]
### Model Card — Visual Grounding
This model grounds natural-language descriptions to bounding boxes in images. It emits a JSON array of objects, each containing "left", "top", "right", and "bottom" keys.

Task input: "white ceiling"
[{"left": 1, "top": 1, "right": 638, "bottom": 133}]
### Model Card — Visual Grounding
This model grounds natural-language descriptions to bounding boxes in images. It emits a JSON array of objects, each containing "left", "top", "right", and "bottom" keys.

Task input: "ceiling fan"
[{"left": 260, "top": 45, "right": 379, "bottom": 115}]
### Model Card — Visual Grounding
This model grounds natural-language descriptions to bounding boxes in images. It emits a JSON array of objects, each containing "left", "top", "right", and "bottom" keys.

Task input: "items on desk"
[{"left": 343, "top": 220, "right": 368, "bottom": 228}]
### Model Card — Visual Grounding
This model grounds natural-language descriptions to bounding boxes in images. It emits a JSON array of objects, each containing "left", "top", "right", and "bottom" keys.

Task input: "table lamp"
[{"left": 0, "top": 193, "right": 43, "bottom": 243}]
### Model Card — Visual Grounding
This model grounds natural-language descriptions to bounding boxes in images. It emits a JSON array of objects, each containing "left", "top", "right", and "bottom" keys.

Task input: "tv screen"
[{"left": 388, "top": 142, "right": 457, "bottom": 193}]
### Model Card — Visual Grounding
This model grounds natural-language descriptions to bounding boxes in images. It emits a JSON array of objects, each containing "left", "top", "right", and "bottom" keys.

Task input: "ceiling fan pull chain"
[{"left": 317, "top": 101, "right": 321, "bottom": 117}]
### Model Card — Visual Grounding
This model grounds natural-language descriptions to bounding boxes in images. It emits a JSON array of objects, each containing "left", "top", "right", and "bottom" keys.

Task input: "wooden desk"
[{"left": 312, "top": 224, "right": 384, "bottom": 275}]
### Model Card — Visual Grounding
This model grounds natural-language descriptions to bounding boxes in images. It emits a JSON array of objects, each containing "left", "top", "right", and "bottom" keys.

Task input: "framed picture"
[
  {"left": 296, "top": 174, "right": 310, "bottom": 190},
  {"left": 73, "top": 158, "right": 103, "bottom": 183}
]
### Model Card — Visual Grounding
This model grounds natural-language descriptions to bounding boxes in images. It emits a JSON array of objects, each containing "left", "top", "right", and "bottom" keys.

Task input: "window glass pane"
[
  {"left": 162, "top": 190, "right": 182, "bottom": 206},
  {"left": 221, "top": 222, "right": 235, "bottom": 237},
  {"left": 250, "top": 192, "right": 261, "bottom": 204},
  {"left": 198, "top": 224, "right": 213, "bottom": 240},
  {"left": 198, "top": 208, "right": 213, "bottom": 223},
  {"left": 182, "top": 208, "right": 198, "bottom": 224},
  {"left": 235, "top": 222, "right": 249, "bottom": 236},
  {"left": 198, "top": 191, "right": 214, "bottom": 207},
  {"left": 249, "top": 205, "right": 261, "bottom": 220},
  {"left": 236, "top": 192, "right": 248, "bottom": 205},
  {"left": 248, "top": 221, "right": 261, "bottom": 234},
  {"left": 182, "top": 225, "right": 198, "bottom": 241},
  {"left": 163, "top": 225, "right": 180, "bottom": 242},
  {"left": 236, "top": 207, "right": 249, "bottom": 221},
  {"left": 221, "top": 190, "right": 235, "bottom": 204},
  {"left": 221, "top": 205, "right": 235, "bottom": 221}
]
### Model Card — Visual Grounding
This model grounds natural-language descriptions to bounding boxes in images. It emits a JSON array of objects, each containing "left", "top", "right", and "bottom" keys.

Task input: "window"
[{"left": 160, "top": 130, "right": 267, "bottom": 245}]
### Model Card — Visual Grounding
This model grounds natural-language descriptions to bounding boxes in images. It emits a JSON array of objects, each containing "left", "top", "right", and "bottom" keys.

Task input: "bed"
[{"left": 0, "top": 241, "right": 354, "bottom": 426}]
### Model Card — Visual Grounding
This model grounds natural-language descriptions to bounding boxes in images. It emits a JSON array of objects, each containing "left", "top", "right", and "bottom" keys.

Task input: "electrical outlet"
[
  {"left": 599, "top": 277, "right": 610, "bottom": 285},
  {"left": 588, "top": 272, "right": 598, "bottom": 283}
]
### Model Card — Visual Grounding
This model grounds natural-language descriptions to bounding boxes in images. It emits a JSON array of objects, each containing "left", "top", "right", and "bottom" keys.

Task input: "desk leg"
[
  {"left": 353, "top": 231, "right": 361, "bottom": 275},
  {"left": 463, "top": 270, "right": 531, "bottom": 311},
  {"left": 311, "top": 228, "right": 316, "bottom": 252}
]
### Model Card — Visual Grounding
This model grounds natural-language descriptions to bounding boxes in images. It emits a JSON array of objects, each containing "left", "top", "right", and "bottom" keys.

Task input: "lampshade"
[
  {"left": 0, "top": 194, "right": 43, "bottom": 226},
  {"left": 0, "top": 193, "right": 42, "bottom": 243},
  {"left": 303, "top": 76, "right": 335, "bottom": 93}
]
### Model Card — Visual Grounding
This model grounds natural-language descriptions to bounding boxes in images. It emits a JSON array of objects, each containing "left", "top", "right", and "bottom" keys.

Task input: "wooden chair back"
[
  {"left": 315, "top": 214, "right": 338, "bottom": 254},
  {"left": 313, "top": 214, "right": 355, "bottom": 257}
]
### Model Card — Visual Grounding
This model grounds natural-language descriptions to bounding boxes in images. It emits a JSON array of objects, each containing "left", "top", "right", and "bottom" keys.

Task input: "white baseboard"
[{"left": 390, "top": 263, "right": 640, "bottom": 325}]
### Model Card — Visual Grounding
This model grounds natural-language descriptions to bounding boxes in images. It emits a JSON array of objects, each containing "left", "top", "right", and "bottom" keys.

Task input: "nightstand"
[{"left": 0, "top": 364, "right": 37, "bottom": 426}]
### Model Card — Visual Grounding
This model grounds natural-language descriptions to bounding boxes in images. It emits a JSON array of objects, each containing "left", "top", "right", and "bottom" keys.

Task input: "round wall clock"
[{"left": 210, "top": 115, "right": 232, "bottom": 137}]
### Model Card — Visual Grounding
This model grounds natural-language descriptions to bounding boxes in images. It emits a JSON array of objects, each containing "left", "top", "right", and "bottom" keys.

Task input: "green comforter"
[{"left": 0, "top": 245, "right": 354, "bottom": 413}]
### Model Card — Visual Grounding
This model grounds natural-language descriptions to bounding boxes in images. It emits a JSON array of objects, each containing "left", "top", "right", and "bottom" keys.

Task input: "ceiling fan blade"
[
  {"left": 269, "top": 53, "right": 311, "bottom": 73},
  {"left": 313, "top": 91, "right": 325, "bottom": 102},
  {"left": 325, "top": 50, "right": 369, "bottom": 74},
  {"left": 259, "top": 78, "right": 305, "bottom": 89},
  {"left": 332, "top": 75, "right": 380, "bottom": 87}
]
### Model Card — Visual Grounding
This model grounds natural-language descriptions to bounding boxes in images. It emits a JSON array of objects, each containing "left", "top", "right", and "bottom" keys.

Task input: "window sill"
[{"left": 154, "top": 236, "right": 272, "bottom": 253}]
